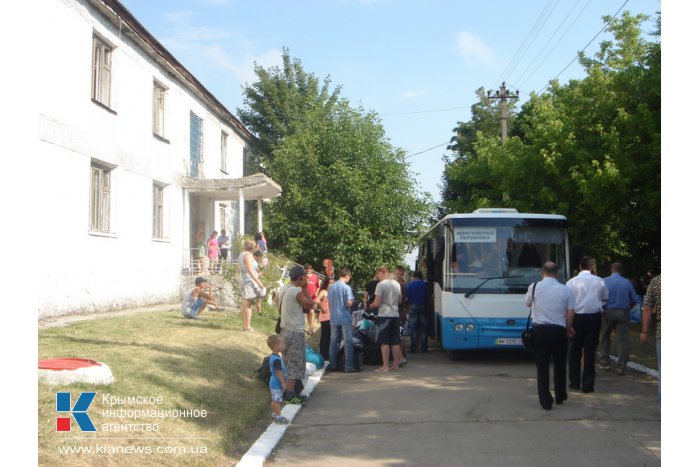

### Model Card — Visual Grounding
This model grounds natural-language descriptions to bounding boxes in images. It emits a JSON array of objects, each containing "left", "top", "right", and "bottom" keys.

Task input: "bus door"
[{"left": 425, "top": 235, "right": 444, "bottom": 340}]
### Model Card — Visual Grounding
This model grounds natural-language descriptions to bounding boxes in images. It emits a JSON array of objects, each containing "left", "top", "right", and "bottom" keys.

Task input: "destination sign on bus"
[{"left": 454, "top": 227, "right": 497, "bottom": 243}]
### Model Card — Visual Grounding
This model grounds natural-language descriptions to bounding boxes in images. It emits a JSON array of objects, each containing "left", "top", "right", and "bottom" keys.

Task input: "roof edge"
[{"left": 89, "top": 0, "right": 258, "bottom": 144}]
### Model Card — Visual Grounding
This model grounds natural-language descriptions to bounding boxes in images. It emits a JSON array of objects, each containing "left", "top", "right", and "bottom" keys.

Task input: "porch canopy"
[{"left": 181, "top": 172, "right": 282, "bottom": 234}]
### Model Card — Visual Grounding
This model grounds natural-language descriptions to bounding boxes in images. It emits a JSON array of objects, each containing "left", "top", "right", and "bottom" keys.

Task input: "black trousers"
[
  {"left": 569, "top": 312, "right": 602, "bottom": 392},
  {"left": 534, "top": 324, "right": 568, "bottom": 407},
  {"left": 319, "top": 321, "right": 331, "bottom": 360}
]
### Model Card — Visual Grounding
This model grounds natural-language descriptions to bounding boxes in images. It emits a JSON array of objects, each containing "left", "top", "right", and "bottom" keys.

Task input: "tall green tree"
[
  {"left": 441, "top": 12, "right": 661, "bottom": 274},
  {"left": 238, "top": 52, "right": 431, "bottom": 285},
  {"left": 440, "top": 87, "right": 518, "bottom": 215},
  {"left": 238, "top": 48, "right": 341, "bottom": 173}
]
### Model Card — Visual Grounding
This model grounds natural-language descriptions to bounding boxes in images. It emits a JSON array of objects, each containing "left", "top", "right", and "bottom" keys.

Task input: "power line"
[
  {"left": 518, "top": 0, "right": 592, "bottom": 89},
  {"left": 405, "top": 141, "right": 452, "bottom": 159},
  {"left": 380, "top": 106, "right": 465, "bottom": 116},
  {"left": 537, "top": 0, "right": 630, "bottom": 95},
  {"left": 493, "top": 0, "right": 557, "bottom": 89},
  {"left": 514, "top": 0, "right": 587, "bottom": 88},
  {"left": 502, "top": 0, "right": 561, "bottom": 85}
]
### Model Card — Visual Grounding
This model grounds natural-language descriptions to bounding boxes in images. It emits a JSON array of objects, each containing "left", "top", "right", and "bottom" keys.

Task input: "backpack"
[{"left": 255, "top": 355, "right": 271, "bottom": 384}]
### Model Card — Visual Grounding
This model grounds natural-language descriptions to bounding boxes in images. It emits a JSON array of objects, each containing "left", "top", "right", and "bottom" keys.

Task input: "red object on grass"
[{"left": 39, "top": 358, "right": 101, "bottom": 370}]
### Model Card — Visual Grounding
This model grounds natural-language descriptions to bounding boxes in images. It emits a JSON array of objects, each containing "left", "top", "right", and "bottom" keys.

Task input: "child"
[{"left": 267, "top": 335, "right": 290, "bottom": 424}]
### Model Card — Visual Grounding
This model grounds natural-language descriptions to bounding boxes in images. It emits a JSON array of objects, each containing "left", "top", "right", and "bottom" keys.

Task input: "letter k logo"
[{"left": 56, "top": 392, "right": 96, "bottom": 432}]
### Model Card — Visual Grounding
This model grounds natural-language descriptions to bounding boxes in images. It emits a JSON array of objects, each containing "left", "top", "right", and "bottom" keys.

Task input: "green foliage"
[
  {"left": 238, "top": 51, "right": 431, "bottom": 286},
  {"left": 237, "top": 48, "right": 342, "bottom": 173},
  {"left": 441, "top": 12, "right": 661, "bottom": 275}
]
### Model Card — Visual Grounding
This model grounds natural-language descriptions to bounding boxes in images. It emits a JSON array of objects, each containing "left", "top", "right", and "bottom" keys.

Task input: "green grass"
[{"left": 39, "top": 303, "right": 282, "bottom": 466}]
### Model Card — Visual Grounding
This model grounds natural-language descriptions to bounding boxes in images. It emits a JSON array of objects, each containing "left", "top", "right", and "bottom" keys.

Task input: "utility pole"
[{"left": 487, "top": 82, "right": 519, "bottom": 143}]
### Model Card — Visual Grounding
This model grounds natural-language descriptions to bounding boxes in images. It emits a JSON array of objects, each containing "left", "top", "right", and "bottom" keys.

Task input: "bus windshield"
[{"left": 446, "top": 221, "right": 567, "bottom": 293}]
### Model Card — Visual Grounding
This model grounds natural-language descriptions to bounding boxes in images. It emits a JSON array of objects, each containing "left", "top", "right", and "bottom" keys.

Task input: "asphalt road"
[{"left": 268, "top": 349, "right": 660, "bottom": 466}]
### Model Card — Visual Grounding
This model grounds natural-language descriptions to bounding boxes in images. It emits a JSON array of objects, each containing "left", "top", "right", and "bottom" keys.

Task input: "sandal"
[{"left": 374, "top": 367, "right": 391, "bottom": 373}]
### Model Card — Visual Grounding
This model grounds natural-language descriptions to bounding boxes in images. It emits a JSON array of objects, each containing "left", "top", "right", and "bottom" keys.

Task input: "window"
[
  {"left": 220, "top": 131, "right": 228, "bottom": 174},
  {"left": 153, "top": 183, "right": 165, "bottom": 239},
  {"left": 153, "top": 81, "right": 166, "bottom": 137},
  {"left": 90, "top": 163, "right": 111, "bottom": 232},
  {"left": 189, "top": 112, "right": 203, "bottom": 178},
  {"left": 91, "top": 36, "right": 112, "bottom": 107}
]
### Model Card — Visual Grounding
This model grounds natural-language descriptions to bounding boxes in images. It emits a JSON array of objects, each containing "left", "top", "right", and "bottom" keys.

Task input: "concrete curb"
[
  {"left": 610, "top": 355, "right": 658, "bottom": 379},
  {"left": 236, "top": 362, "right": 328, "bottom": 467}
]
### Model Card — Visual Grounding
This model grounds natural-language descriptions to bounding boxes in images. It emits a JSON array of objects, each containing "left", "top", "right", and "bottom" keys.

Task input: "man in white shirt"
[
  {"left": 566, "top": 256, "right": 609, "bottom": 393},
  {"left": 525, "top": 262, "right": 575, "bottom": 410}
]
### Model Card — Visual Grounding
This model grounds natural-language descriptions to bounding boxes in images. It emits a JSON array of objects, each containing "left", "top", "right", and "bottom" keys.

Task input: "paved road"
[{"left": 269, "top": 349, "right": 660, "bottom": 466}]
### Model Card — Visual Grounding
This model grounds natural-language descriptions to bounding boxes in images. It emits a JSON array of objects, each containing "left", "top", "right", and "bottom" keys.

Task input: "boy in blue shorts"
[{"left": 267, "top": 334, "right": 290, "bottom": 424}]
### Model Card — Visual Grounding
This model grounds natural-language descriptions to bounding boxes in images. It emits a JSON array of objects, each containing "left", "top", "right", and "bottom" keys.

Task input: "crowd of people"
[
  {"left": 182, "top": 236, "right": 660, "bottom": 418},
  {"left": 526, "top": 256, "right": 661, "bottom": 411}
]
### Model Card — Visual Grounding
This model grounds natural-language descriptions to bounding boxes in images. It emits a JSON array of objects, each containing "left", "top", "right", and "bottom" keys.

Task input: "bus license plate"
[{"left": 495, "top": 338, "right": 522, "bottom": 346}]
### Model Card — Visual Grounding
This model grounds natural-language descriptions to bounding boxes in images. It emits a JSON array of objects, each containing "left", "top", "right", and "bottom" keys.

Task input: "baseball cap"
[
  {"left": 195, "top": 276, "right": 208, "bottom": 285},
  {"left": 289, "top": 265, "right": 305, "bottom": 281}
]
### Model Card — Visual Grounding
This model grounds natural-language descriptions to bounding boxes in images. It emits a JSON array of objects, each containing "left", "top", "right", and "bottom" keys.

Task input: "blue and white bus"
[{"left": 417, "top": 209, "right": 570, "bottom": 356}]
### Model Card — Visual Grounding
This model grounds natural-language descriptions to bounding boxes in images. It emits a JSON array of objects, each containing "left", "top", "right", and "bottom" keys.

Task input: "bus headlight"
[
  {"left": 465, "top": 323, "right": 475, "bottom": 333},
  {"left": 454, "top": 323, "right": 464, "bottom": 331}
]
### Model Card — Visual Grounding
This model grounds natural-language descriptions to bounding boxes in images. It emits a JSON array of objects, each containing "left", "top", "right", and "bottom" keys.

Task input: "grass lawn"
[{"left": 39, "top": 303, "right": 284, "bottom": 466}]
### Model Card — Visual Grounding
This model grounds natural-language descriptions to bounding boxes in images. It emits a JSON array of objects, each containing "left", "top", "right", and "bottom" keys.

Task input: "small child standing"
[{"left": 267, "top": 335, "right": 290, "bottom": 424}]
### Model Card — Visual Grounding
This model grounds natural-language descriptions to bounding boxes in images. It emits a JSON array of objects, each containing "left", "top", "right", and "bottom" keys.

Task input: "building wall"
[{"left": 36, "top": 0, "right": 249, "bottom": 317}]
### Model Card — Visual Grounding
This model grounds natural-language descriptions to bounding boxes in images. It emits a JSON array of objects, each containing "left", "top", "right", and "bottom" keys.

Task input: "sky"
[{"left": 119, "top": 0, "right": 660, "bottom": 202}]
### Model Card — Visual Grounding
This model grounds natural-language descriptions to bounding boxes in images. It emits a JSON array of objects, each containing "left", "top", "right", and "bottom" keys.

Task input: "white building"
[{"left": 36, "top": 0, "right": 280, "bottom": 318}]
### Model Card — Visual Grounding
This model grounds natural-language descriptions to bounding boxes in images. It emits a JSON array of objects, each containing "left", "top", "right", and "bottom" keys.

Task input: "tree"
[
  {"left": 440, "top": 87, "right": 519, "bottom": 216},
  {"left": 237, "top": 48, "right": 341, "bottom": 173},
  {"left": 441, "top": 12, "right": 661, "bottom": 274},
  {"left": 239, "top": 52, "right": 431, "bottom": 285}
]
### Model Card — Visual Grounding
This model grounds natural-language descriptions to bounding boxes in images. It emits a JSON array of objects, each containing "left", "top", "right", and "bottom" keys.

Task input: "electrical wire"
[
  {"left": 501, "top": 0, "right": 561, "bottom": 85},
  {"left": 405, "top": 141, "right": 452, "bottom": 159},
  {"left": 514, "top": 0, "right": 587, "bottom": 88},
  {"left": 518, "top": 0, "right": 592, "bottom": 89},
  {"left": 537, "top": 0, "right": 630, "bottom": 95},
  {"left": 380, "top": 106, "right": 465, "bottom": 116},
  {"left": 492, "top": 0, "right": 557, "bottom": 89}
]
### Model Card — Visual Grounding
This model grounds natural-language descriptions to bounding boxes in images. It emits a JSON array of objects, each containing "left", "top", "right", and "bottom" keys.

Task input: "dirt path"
[{"left": 38, "top": 303, "right": 181, "bottom": 329}]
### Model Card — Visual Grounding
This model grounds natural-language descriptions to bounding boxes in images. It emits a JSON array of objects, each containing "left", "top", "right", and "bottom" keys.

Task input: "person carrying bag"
[{"left": 524, "top": 262, "right": 576, "bottom": 410}]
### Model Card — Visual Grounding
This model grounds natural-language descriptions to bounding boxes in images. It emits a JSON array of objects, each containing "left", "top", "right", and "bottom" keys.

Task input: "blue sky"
[{"left": 119, "top": 0, "right": 660, "bottom": 201}]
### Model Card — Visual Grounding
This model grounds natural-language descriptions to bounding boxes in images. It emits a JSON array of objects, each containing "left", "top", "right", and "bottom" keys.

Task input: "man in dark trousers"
[
  {"left": 525, "top": 262, "right": 575, "bottom": 410},
  {"left": 566, "top": 256, "right": 609, "bottom": 393},
  {"left": 599, "top": 262, "right": 639, "bottom": 375}
]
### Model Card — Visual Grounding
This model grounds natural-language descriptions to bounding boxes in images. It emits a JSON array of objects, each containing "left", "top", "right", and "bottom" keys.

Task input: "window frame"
[
  {"left": 189, "top": 111, "right": 204, "bottom": 178},
  {"left": 220, "top": 131, "right": 229, "bottom": 174},
  {"left": 90, "top": 162, "right": 112, "bottom": 233},
  {"left": 91, "top": 35, "right": 112, "bottom": 108},
  {"left": 152, "top": 81, "right": 167, "bottom": 138},
  {"left": 152, "top": 182, "right": 166, "bottom": 240}
]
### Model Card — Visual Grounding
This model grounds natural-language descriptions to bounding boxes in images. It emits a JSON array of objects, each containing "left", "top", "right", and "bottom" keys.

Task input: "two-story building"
[{"left": 37, "top": 0, "right": 280, "bottom": 318}]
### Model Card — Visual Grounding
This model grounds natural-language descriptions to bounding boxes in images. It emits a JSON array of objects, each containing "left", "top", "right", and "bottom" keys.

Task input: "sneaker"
[
  {"left": 272, "top": 415, "right": 289, "bottom": 424},
  {"left": 599, "top": 361, "right": 611, "bottom": 371}
]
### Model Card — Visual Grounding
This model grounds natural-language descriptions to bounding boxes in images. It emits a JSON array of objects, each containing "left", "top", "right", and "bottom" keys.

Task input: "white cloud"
[
  {"left": 203, "top": 44, "right": 282, "bottom": 86},
  {"left": 456, "top": 31, "right": 494, "bottom": 65},
  {"left": 159, "top": 10, "right": 282, "bottom": 87}
]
